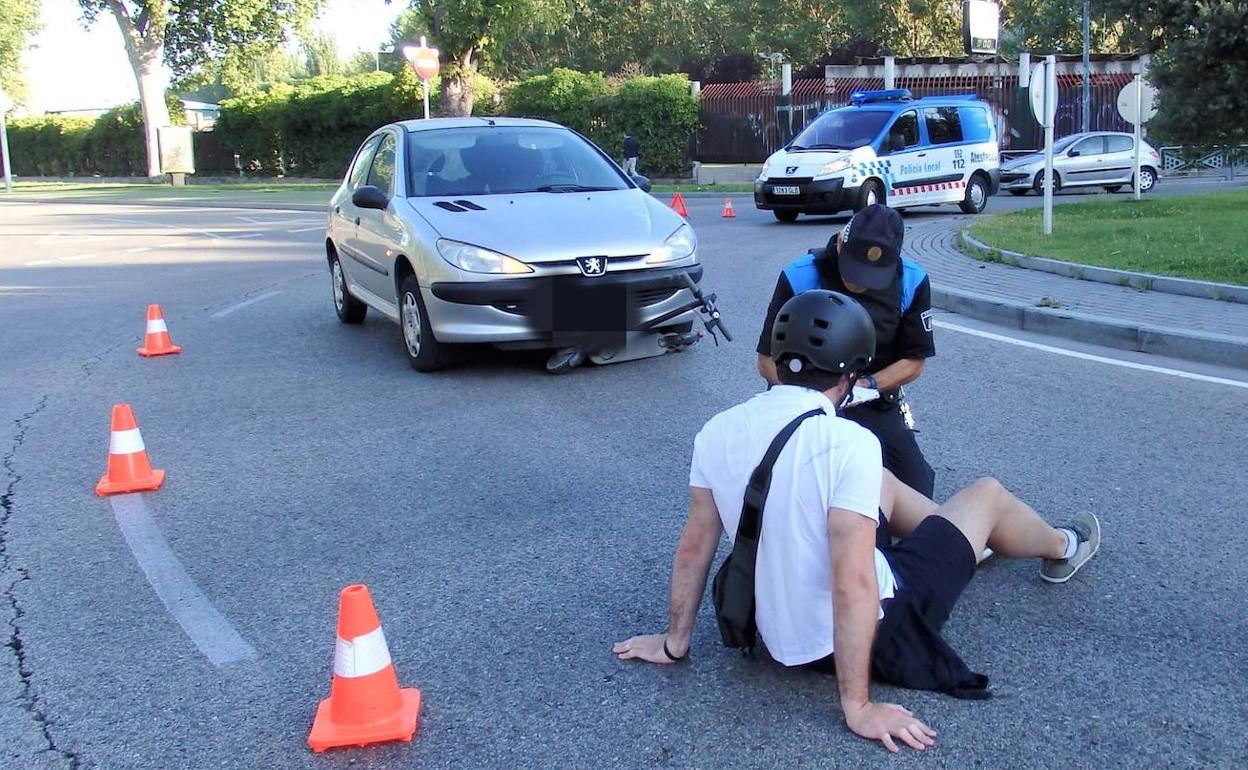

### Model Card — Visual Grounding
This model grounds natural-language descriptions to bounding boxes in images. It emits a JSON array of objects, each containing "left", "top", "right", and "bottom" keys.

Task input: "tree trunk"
[
  {"left": 107, "top": 2, "right": 170, "bottom": 179},
  {"left": 441, "top": 50, "right": 477, "bottom": 117}
]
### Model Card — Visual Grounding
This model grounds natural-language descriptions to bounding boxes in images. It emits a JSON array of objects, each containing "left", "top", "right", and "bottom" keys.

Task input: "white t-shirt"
[{"left": 689, "top": 385, "right": 897, "bottom": 666}]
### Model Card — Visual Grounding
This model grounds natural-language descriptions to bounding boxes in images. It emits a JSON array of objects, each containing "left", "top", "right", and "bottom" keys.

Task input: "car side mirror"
[
  {"left": 352, "top": 185, "right": 389, "bottom": 210},
  {"left": 631, "top": 173, "right": 652, "bottom": 193},
  {"left": 1068, "top": 150, "right": 1081, "bottom": 158}
]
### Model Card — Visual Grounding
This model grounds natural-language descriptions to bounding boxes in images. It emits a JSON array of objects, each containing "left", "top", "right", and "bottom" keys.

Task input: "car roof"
[{"left": 394, "top": 116, "right": 566, "bottom": 133}]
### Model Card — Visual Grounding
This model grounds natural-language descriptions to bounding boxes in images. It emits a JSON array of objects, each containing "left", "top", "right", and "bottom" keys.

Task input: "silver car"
[
  {"left": 999, "top": 131, "right": 1161, "bottom": 195},
  {"left": 325, "top": 117, "right": 704, "bottom": 372}
]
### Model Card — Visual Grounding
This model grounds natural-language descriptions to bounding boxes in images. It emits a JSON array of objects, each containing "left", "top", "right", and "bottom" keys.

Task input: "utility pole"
[{"left": 1082, "top": 0, "right": 1091, "bottom": 133}]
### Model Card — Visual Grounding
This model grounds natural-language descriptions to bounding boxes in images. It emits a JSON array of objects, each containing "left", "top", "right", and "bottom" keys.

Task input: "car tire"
[
  {"left": 855, "top": 179, "right": 884, "bottom": 212},
  {"left": 1136, "top": 167, "right": 1157, "bottom": 193},
  {"left": 1008, "top": 189, "right": 1028, "bottom": 196},
  {"left": 773, "top": 210, "right": 799, "bottom": 223},
  {"left": 1104, "top": 185, "right": 1123, "bottom": 193},
  {"left": 1032, "top": 171, "right": 1060, "bottom": 195},
  {"left": 330, "top": 252, "right": 367, "bottom": 324},
  {"left": 398, "top": 274, "right": 448, "bottom": 372},
  {"left": 959, "top": 173, "right": 989, "bottom": 214}
]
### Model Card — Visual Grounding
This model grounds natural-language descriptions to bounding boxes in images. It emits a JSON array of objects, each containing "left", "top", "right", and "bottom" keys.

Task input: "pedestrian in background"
[{"left": 622, "top": 131, "right": 641, "bottom": 175}]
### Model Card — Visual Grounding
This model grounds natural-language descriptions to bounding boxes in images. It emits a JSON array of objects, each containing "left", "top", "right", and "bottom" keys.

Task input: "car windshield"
[
  {"left": 789, "top": 110, "right": 892, "bottom": 151},
  {"left": 406, "top": 126, "right": 630, "bottom": 197},
  {"left": 1053, "top": 135, "right": 1082, "bottom": 153}
]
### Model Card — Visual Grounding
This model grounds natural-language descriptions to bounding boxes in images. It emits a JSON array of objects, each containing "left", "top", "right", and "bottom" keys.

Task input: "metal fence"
[{"left": 697, "top": 73, "right": 1137, "bottom": 164}]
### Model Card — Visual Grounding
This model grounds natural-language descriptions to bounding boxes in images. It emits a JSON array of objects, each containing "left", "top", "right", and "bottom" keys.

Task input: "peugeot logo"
[
  {"left": 576, "top": 256, "right": 607, "bottom": 276},
  {"left": 785, "top": 165, "right": 799, "bottom": 175}
]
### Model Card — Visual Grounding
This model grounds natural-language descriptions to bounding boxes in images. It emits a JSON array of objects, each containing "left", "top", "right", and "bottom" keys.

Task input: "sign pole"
[
  {"left": 0, "top": 109, "right": 12, "bottom": 194},
  {"left": 1042, "top": 55, "right": 1055, "bottom": 235},
  {"left": 404, "top": 37, "right": 440, "bottom": 121},
  {"left": 1133, "top": 73, "right": 1143, "bottom": 201},
  {"left": 422, "top": 80, "right": 430, "bottom": 120}
]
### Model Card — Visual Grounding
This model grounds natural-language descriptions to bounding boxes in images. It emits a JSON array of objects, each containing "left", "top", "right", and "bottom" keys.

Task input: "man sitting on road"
[{"left": 613, "top": 290, "right": 1100, "bottom": 753}]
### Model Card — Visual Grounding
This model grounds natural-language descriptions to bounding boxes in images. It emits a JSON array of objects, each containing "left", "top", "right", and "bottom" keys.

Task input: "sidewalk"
[{"left": 907, "top": 218, "right": 1248, "bottom": 368}]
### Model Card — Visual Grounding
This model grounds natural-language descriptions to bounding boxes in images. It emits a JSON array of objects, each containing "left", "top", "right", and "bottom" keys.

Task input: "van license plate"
[{"left": 772, "top": 185, "right": 801, "bottom": 196}]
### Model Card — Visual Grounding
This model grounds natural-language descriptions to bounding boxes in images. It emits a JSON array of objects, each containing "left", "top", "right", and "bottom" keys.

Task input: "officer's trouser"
[{"left": 842, "top": 401, "right": 936, "bottom": 499}]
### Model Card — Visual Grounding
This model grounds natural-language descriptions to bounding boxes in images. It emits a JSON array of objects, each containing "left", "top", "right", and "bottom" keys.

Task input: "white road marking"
[
  {"left": 108, "top": 494, "right": 258, "bottom": 666},
  {"left": 935, "top": 319, "right": 1248, "bottom": 389},
  {"left": 101, "top": 216, "right": 229, "bottom": 240},
  {"left": 286, "top": 226, "right": 324, "bottom": 233},
  {"left": 211, "top": 290, "right": 281, "bottom": 319},
  {"left": 24, "top": 260, "right": 51, "bottom": 266},
  {"left": 126, "top": 246, "right": 152, "bottom": 253},
  {"left": 233, "top": 232, "right": 264, "bottom": 239},
  {"left": 60, "top": 253, "right": 98, "bottom": 262}
]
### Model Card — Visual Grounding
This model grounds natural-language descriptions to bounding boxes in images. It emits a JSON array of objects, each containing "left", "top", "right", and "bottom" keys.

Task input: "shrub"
[
  {"left": 612, "top": 74, "right": 700, "bottom": 177},
  {"left": 503, "top": 68, "right": 614, "bottom": 148},
  {"left": 6, "top": 116, "right": 93, "bottom": 176}
]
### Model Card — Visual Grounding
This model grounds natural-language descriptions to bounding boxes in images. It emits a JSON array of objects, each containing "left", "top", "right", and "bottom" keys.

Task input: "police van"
[{"left": 754, "top": 89, "right": 1001, "bottom": 222}]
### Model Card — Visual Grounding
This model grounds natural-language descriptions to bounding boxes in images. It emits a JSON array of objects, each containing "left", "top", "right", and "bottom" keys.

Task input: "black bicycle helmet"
[{"left": 771, "top": 290, "right": 875, "bottom": 375}]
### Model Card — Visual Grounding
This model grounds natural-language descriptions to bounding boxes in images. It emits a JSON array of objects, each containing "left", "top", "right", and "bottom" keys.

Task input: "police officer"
[{"left": 756, "top": 204, "right": 937, "bottom": 497}]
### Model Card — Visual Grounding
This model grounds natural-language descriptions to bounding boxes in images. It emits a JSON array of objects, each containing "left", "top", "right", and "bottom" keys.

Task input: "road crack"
[{"left": 1, "top": 395, "right": 81, "bottom": 769}]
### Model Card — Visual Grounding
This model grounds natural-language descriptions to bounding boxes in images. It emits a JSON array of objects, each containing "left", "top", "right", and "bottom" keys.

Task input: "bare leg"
[
  {"left": 935, "top": 478, "right": 1067, "bottom": 560},
  {"left": 880, "top": 469, "right": 937, "bottom": 537}
]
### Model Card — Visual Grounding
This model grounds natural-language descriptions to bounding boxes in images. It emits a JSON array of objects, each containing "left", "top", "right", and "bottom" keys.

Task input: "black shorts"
[{"left": 880, "top": 515, "right": 976, "bottom": 632}]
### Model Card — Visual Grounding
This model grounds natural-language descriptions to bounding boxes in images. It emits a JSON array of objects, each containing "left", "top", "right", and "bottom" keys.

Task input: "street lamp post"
[
  {"left": 375, "top": 44, "right": 395, "bottom": 72},
  {"left": 0, "top": 87, "right": 13, "bottom": 194},
  {"left": 1082, "top": 0, "right": 1091, "bottom": 133}
]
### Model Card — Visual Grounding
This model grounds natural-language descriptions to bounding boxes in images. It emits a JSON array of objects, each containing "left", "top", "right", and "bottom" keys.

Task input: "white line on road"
[
  {"left": 286, "top": 226, "right": 324, "bottom": 233},
  {"left": 60, "top": 253, "right": 98, "bottom": 262},
  {"left": 211, "top": 290, "right": 281, "bottom": 319},
  {"left": 125, "top": 247, "right": 152, "bottom": 253},
  {"left": 936, "top": 319, "right": 1248, "bottom": 389},
  {"left": 233, "top": 232, "right": 265, "bottom": 239},
  {"left": 24, "top": 260, "right": 51, "bottom": 266},
  {"left": 109, "top": 494, "right": 258, "bottom": 666}
]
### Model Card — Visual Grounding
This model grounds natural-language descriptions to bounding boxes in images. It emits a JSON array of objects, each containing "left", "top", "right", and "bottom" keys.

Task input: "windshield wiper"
[
  {"left": 791, "top": 143, "right": 850, "bottom": 151},
  {"left": 531, "top": 184, "right": 618, "bottom": 193}
]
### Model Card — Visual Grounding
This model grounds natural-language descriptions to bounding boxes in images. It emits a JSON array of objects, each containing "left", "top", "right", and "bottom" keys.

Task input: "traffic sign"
[
  {"left": 1117, "top": 80, "right": 1158, "bottom": 125},
  {"left": 1028, "top": 62, "right": 1057, "bottom": 128},
  {"left": 403, "top": 40, "right": 440, "bottom": 81}
]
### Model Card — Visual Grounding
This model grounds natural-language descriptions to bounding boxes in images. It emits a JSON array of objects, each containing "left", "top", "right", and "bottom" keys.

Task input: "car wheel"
[
  {"left": 398, "top": 274, "right": 448, "bottom": 372},
  {"left": 1008, "top": 189, "right": 1028, "bottom": 196},
  {"left": 1032, "top": 171, "right": 1060, "bottom": 195},
  {"left": 959, "top": 174, "right": 989, "bottom": 214},
  {"left": 1137, "top": 167, "right": 1157, "bottom": 193},
  {"left": 330, "top": 252, "right": 367, "bottom": 324},
  {"left": 773, "top": 210, "right": 799, "bottom": 223},
  {"left": 1104, "top": 185, "right": 1123, "bottom": 193},
  {"left": 855, "top": 179, "right": 884, "bottom": 212}
]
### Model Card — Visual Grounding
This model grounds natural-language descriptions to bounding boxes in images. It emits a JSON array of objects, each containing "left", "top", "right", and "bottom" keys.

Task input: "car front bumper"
[
  {"left": 1000, "top": 168, "right": 1037, "bottom": 190},
  {"left": 426, "top": 264, "right": 705, "bottom": 346},
  {"left": 753, "top": 177, "right": 859, "bottom": 214}
]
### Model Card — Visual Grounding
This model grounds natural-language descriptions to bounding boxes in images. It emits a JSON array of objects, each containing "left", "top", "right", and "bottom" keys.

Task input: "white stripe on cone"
[
  {"left": 109, "top": 428, "right": 147, "bottom": 455},
  {"left": 146, "top": 319, "right": 169, "bottom": 334},
  {"left": 332, "top": 626, "right": 392, "bottom": 678}
]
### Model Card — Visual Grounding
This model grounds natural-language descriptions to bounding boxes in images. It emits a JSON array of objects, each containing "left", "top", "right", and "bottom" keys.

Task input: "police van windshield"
[{"left": 789, "top": 111, "right": 892, "bottom": 151}]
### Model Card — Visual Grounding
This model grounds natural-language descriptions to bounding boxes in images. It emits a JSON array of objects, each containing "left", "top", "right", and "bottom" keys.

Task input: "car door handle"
[
  {"left": 916, "top": 153, "right": 927, "bottom": 158},
  {"left": 335, "top": 206, "right": 340, "bottom": 213},
  {"left": 355, "top": 217, "right": 361, "bottom": 226}
]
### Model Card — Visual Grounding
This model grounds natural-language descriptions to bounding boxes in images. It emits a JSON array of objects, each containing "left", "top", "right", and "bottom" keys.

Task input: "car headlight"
[
  {"left": 646, "top": 224, "right": 697, "bottom": 265},
  {"left": 436, "top": 239, "right": 532, "bottom": 274},
  {"left": 817, "top": 157, "right": 851, "bottom": 176}
]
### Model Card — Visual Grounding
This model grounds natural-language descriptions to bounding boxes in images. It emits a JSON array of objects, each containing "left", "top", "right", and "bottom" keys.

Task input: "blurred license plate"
[{"left": 772, "top": 185, "right": 801, "bottom": 195}]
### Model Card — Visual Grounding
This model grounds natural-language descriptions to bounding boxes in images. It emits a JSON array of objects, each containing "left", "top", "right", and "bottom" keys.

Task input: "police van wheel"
[
  {"left": 959, "top": 174, "right": 989, "bottom": 214},
  {"left": 773, "top": 210, "right": 799, "bottom": 223},
  {"left": 855, "top": 180, "right": 884, "bottom": 212}
]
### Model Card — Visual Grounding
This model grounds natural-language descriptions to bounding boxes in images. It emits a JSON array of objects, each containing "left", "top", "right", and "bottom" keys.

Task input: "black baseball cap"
[{"left": 835, "top": 204, "right": 903, "bottom": 290}]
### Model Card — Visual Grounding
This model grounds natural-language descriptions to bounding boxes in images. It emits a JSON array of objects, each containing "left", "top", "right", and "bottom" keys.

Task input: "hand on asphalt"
[
  {"left": 843, "top": 701, "right": 937, "bottom": 753},
  {"left": 612, "top": 633, "right": 678, "bottom": 664}
]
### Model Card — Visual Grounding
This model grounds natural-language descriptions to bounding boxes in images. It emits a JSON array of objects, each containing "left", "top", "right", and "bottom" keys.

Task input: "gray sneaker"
[{"left": 1040, "top": 512, "right": 1100, "bottom": 584}]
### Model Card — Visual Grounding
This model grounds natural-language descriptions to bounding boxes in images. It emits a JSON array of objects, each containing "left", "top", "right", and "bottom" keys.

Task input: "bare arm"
[
  {"left": 613, "top": 486, "right": 722, "bottom": 663},
  {"left": 859, "top": 358, "right": 924, "bottom": 392},
  {"left": 828, "top": 507, "right": 937, "bottom": 752},
  {"left": 757, "top": 354, "right": 780, "bottom": 386}
]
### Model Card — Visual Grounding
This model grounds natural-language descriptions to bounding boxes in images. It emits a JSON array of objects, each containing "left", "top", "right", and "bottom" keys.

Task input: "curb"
[
  {"left": 930, "top": 284, "right": 1248, "bottom": 369},
  {"left": 959, "top": 230, "right": 1248, "bottom": 305}
]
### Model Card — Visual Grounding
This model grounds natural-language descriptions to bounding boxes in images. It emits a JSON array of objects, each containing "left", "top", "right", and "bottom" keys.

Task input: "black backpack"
[{"left": 713, "top": 408, "right": 825, "bottom": 653}]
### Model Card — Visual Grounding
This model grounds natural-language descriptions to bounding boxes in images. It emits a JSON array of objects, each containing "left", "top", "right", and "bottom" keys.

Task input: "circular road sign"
[
  {"left": 1028, "top": 63, "right": 1057, "bottom": 128},
  {"left": 405, "top": 45, "right": 440, "bottom": 81},
  {"left": 1117, "top": 80, "right": 1159, "bottom": 125}
]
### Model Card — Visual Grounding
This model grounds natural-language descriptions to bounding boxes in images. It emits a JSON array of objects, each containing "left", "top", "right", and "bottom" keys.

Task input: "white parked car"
[{"left": 999, "top": 131, "right": 1161, "bottom": 195}]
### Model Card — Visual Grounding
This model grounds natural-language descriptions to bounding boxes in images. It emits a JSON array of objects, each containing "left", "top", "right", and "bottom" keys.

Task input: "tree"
[
  {"left": 301, "top": 30, "right": 342, "bottom": 77},
  {"left": 1104, "top": 0, "right": 1248, "bottom": 149},
  {"left": 76, "top": 0, "right": 325, "bottom": 177},
  {"left": 0, "top": 0, "right": 41, "bottom": 104}
]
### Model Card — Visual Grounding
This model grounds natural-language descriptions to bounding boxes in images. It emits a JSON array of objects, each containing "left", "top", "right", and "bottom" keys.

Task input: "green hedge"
[
  {"left": 503, "top": 70, "right": 699, "bottom": 176},
  {"left": 7, "top": 96, "right": 187, "bottom": 177}
]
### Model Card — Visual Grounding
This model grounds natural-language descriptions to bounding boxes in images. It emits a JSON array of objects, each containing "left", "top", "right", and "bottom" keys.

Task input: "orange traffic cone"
[
  {"left": 670, "top": 192, "right": 689, "bottom": 218},
  {"left": 722, "top": 197, "right": 736, "bottom": 218},
  {"left": 137, "top": 304, "right": 181, "bottom": 357},
  {"left": 95, "top": 403, "right": 166, "bottom": 496},
  {"left": 308, "top": 585, "right": 422, "bottom": 753}
]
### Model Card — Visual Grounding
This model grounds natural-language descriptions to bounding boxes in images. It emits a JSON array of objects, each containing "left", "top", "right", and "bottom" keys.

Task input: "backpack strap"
[
  {"left": 738, "top": 407, "right": 826, "bottom": 540},
  {"left": 782, "top": 251, "right": 822, "bottom": 295}
]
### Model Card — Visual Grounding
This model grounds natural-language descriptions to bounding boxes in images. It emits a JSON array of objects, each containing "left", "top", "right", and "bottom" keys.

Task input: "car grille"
[{"left": 635, "top": 286, "right": 678, "bottom": 306}]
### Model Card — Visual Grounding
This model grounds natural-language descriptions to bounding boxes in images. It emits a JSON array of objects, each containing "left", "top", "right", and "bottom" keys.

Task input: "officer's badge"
[
  {"left": 866, "top": 246, "right": 882, "bottom": 262},
  {"left": 921, "top": 309, "right": 933, "bottom": 332}
]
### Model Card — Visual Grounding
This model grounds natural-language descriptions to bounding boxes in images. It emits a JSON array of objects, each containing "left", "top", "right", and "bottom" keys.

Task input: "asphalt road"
[{"left": 1, "top": 186, "right": 1246, "bottom": 770}]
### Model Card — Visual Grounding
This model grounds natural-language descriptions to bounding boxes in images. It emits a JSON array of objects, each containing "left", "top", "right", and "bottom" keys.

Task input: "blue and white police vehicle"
[{"left": 754, "top": 89, "right": 1001, "bottom": 222}]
